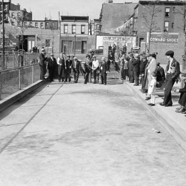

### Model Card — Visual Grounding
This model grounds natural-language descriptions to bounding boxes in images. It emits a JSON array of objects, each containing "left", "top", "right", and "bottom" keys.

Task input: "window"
[
  {"left": 35, "top": 22, "right": 38, "bottom": 28},
  {"left": 40, "top": 22, "right": 44, "bottom": 29},
  {"left": 172, "top": 22, "right": 174, "bottom": 29},
  {"left": 72, "top": 25, "right": 76, "bottom": 34},
  {"left": 64, "top": 24, "right": 68, "bottom": 34},
  {"left": 165, "top": 7, "right": 170, "bottom": 17},
  {"left": 45, "top": 39, "right": 50, "bottom": 47},
  {"left": 173, "top": 7, "right": 175, "bottom": 12},
  {"left": 81, "top": 25, "right": 85, "bottom": 34},
  {"left": 164, "top": 21, "right": 169, "bottom": 32}
]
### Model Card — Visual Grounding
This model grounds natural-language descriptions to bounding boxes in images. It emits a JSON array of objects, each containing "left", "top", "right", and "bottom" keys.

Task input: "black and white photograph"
[{"left": 0, "top": 0, "right": 186, "bottom": 185}]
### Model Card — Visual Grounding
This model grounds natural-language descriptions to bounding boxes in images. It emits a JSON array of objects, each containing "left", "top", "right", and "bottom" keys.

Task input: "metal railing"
[{"left": 0, "top": 63, "right": 40, "bottom": 100}]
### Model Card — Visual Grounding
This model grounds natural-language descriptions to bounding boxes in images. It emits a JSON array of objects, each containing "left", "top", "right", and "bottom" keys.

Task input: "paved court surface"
[{"left": 0, "top": 76, "right": 186, "bottom": 186}]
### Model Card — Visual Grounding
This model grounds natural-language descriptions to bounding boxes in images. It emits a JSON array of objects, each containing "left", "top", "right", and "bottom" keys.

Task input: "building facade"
[
  {"left": 114, "top": 0, "right": 186, "bottom": 71},
  {"left": 99, "top": 2, "right": 137, "bottom": 34},
  {"left": 60, "top": 16, "right": 89, "bottom": 55},
  {"left": 89, "top": 19, "right": 101, "bottom": 35}
]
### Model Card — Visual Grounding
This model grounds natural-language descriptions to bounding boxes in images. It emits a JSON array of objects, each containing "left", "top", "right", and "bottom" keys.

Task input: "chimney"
[{"left": 108, "top": 0, "right": 113, "bottom": 3}]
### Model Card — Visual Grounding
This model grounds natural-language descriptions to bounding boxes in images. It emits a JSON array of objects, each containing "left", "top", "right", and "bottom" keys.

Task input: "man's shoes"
[
  {"left": 175, "top": 108, "right": 186, "bottom": 113},
  {"left": 145, "top": 97, "right": 151, "bottom": 100},
  {"left": 160, "top": 103, "right": 165, "bottom": 106},
  {"left": 148, "top": 103, "right": 155, "bottom": 106},
  {"left": 164, "top": 104, "right": 173, "bottom": 107},
  {"left": 133, "top": 84, "right": 139, "bottom": 86},
  {"left": 175, "top": 107, "right": 182, "bottom": 111}
]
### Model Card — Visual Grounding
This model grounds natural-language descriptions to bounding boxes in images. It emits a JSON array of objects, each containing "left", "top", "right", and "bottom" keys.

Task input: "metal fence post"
[
  {"left": 32, "top": 64, "right": 34, "bottom": 83},
  {"left": 18, "top": 67, "right": 21, "bottom": 90},
  {"left": 0, "top": 72, "right": 2, "bottom": 100}
]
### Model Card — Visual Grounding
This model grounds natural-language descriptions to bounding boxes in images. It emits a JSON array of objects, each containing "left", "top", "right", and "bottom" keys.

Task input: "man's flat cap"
[{"left": 165, "top": 50, "right": 174, "bottom": 56}]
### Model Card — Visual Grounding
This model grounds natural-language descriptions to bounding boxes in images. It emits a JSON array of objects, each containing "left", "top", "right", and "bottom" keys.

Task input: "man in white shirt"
[{"left": 92, "top": 55, "right": 99, "bottom": 84}]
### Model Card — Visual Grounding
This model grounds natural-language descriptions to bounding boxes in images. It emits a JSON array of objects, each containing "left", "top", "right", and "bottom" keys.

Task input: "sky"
[{"left": 13, "top": 0, "right": 139, "bottom": 20}]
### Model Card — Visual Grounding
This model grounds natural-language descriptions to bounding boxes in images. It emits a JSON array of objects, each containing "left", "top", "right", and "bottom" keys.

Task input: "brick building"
[
  {"left": 115, "top": 0, "right": 186, "bottom": 71},
  {"left": 60, "top": 16, "right": 89, "bottom": 56},
  {"left": 99, "top": 1, "right": 137, "bottom": 34}
]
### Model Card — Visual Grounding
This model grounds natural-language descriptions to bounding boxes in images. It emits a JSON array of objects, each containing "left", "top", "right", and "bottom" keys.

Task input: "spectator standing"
[
  {"left": 108, "top": 50, "right": 114, "bottom": 70},
  {"left": 132, "top": 53, "right": 140, "bottom": 86},
  {"left": 156, "top": 62, "right": 165, "bottom": 88},
  {"left": 160, "top": 50, "right": 180, "bottom": 107},
  {"left": 57, "top": 53, "right": 66, "bottom": 82},
  {"left": 147, "top": 72, "right": 157, "bottom": 106},
  {"left": 128, "top": 53, "right": 134, "bottom": 83},
  {"left": 72, "top": 57, "right": 81, "bottom": 83},
  {"left": 82, "top": 55, "right": 92, "bottom": 84},
  {"left": 100, "top": 57, "right": 108, "bottom": 85},
  {"left": 140, "top": 53, "right": 148, "bottom": 85},
  {"left": 65, "top": 55, "right": 72, "bottom": 82},
  {"left": 92, "top": 55, "right": 99, "bottom": 84},
  {"left": 39, "top": 48, "right": 47, "bottom": 80},
  {"left": 47, "top": 53, "right": 56, "bottom": 82},
  {"left": 145, "top": 53, "right": 157, "bottom": 100}
]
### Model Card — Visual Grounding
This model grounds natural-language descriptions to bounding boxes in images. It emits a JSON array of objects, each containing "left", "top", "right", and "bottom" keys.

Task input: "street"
[{"left": 0, "top": 75, "right": 186, "bottom": 186}]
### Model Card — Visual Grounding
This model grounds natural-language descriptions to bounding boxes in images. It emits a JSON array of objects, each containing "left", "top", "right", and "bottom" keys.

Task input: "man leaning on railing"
[{"left": 38, "top": 49, "right": 47, "bottom": 80}]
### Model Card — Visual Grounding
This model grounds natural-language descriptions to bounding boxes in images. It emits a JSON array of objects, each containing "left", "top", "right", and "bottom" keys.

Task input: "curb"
[
  {"left": 0, "top": 80, "right": 45, "bottom": 112},
  {"left": 125, "top": 82, "right": 186, "bottom": 152}
]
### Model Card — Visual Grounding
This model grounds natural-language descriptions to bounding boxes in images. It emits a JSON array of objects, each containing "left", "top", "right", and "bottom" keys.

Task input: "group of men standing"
[{"left": 38, "top": 49, "right": 109, "bottom": 85}]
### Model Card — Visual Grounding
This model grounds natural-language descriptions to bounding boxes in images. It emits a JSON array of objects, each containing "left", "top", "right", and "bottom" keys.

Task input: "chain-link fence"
[
  {"left": 0, "top": 63, "right": 40, "bottom": 100},
  {"left": 0, "top": 52, "right": 39, "bottom": 70}
]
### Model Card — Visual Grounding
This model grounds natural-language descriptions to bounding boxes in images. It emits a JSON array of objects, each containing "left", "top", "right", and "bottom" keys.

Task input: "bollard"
[
  {"left": 32, "top": 64, "right": 34, "bottom": 83},
  {"left": 18, "top": 67, "right": 21, "bottom": 90}
]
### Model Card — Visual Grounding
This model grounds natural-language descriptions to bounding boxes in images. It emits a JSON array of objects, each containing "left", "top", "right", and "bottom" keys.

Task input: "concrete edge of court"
[
  {"left": 125, "top": 82, "right": 186, "bottom": 152},
  {"left": 0, "top": 80, "right": 45, "bottom": 112}
]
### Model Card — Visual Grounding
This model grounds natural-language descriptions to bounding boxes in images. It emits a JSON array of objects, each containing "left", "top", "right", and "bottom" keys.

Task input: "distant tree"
[{"left": 142, "top": 1, "right": 161, "bottom": 53}]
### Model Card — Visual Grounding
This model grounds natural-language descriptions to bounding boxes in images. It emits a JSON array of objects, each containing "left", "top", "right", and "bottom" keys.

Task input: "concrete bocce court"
[{"left": 0, "top": 75, "right": 186, "bottom": 185}]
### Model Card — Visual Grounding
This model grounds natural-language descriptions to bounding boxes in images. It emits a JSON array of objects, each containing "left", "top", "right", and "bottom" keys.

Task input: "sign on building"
[
  {"left": 149, "top": 32, "right": 179, "bottom": 43},
  {"left": 97, "top": 35, "right": 136, "bottom": 56}
]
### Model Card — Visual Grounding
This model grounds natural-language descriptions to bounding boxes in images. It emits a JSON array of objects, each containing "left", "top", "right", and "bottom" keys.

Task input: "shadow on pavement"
[{"left": 0, "top": 83, "right": 49, "bottom": 122}]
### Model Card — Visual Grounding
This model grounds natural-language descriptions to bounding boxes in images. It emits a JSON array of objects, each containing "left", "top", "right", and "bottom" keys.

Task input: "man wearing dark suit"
[
  {"left": 128, "top": 53, "right": 134, "bottom": 83},
  {"left": 47, "top": 53, "right": 57, "bottom": 82},
  {"left": 140, "top": 53, "right": 148, "bottom": 85},
  {"left": 65, "top": 55, "right": 72, "bottom": 82},
  {"left": 72, "top": 57, "right": 80, "bottom": 83},
  {"left": 82, "top": 55, "right": 92, "bottom": 84},
  {"left": 156, "top": 62, "right": 165, "bottom": 88},
  {"left": 132, "top": 53, "right": 140, "bottom": 86},
  {"left": 57, "top": 53, "right": 66, "bottom": 82},
  {"left": 160, "top": 50, "right": 180, "bottom": 107},
  {"left": 100, "top": 57, "right": 108, "bottom": 85},
  {"left": 39, "top": 48, "right": 47, "bottom": 80}
]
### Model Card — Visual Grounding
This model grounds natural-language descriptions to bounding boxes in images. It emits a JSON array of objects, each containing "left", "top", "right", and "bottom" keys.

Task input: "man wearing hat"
[
  {"left": 100, "top": 57, "right": 108, "bottom": 85},
  {"left": 82, "top": 54, "right": 92, "bottom": 84},
  {"left": 47, "top": 53, "right": 57, "bottom": 82},
  {"left": 57, "top": 53, "right": 66, "bottom": 82},
  {"left": 72, "top": 56, "right": 81, "bottom": 83},
  {"left": 160, "top": 50, "right": 180, "bottom": 106},
  {"left": 92, "top": 55, "right": 99, "bottom": 84},
  {"left": 39, "top": 48, "right": 47, "bottom": 80},
  {"left": 65, "top": 55, "right": 72, "bottom": 82}
]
